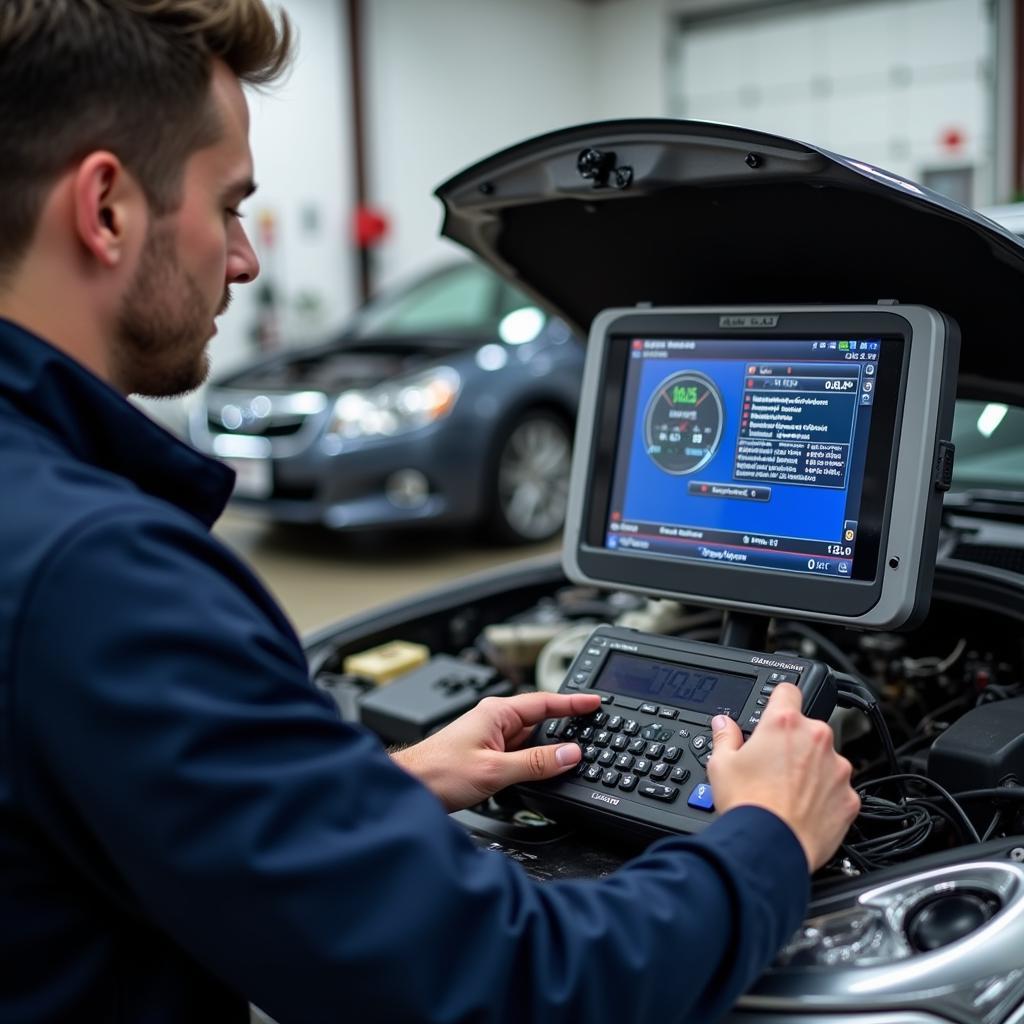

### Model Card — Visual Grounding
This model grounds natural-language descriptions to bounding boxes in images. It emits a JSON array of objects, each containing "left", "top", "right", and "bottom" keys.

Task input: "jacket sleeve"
[{"left": 11, "top": 509, "right": 809, "bottom": 1024}]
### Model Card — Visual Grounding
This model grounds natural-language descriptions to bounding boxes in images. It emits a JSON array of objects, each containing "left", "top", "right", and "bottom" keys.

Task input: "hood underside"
[{"left": 436, "top": 119, "right": 1024, "bottom": 403}]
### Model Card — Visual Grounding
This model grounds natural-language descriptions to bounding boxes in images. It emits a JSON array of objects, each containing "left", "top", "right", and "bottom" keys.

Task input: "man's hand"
[
  {"left": 390, "top": 692, "right": 602, "bottom": 812},
  {"left": 707, "top": 684, "right": 860, "bottom": 871}
]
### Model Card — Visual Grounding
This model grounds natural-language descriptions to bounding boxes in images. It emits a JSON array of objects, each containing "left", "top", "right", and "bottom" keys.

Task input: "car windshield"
[
  {"left": 350, "top": 262, "right": 545, "bottom": 342},
  {"left": 950, "top": 399, "right": 1024, "bottom": 493}
]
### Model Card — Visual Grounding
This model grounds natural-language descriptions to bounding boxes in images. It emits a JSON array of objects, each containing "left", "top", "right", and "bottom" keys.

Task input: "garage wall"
[
  {"left": 669, "top": 0, "right": 995, "bottom": 206},
  {"left": 363, "top": 0, "right": 599, "bottom": 290},
  {"left": 588, "top": 0, "right": 673, "bottom": 121},
  {"left": 208, "top": 0, "right": 356, "bottom": 380}
]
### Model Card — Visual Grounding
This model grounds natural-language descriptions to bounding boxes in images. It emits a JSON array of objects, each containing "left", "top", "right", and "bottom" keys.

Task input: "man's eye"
[{"left": 225, "top": 207, "right": 244, "bottom": 219}]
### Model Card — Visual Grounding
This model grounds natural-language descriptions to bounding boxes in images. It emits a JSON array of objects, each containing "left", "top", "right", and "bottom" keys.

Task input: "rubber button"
[{"left": 687, "top": 783, "right": 714, "bottom": 811}]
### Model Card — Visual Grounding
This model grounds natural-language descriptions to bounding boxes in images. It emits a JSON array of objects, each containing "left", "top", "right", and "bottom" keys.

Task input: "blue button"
[{"left": 688, "top": 783, "right": 714, "bottom": 811}]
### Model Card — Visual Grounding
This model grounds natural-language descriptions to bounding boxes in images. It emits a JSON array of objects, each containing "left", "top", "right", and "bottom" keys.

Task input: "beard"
[{"left": 115, "top": 221, "right": 227, "bottom": 399}]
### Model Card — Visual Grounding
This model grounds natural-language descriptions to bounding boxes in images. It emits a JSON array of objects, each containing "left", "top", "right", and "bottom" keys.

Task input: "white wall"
[
  {"left": 210, "top": 0, "right": 357, "bottom": 378},
  {"left": 669, "top": 0, "right": 995, "bottom": 206},
  {"left": 590, "top": 0, "right": 672, "bottom": 121},
  {"left": 364, "top": 0, "right": 594, "bottom": 289},
  {"left": 363, "top": 0, "right": 681, "bottom": 291}
]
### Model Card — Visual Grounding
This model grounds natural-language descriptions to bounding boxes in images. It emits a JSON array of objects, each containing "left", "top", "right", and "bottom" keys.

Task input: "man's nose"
[{"left": 228, "top": 223, "right": 260, "bottom": 285}]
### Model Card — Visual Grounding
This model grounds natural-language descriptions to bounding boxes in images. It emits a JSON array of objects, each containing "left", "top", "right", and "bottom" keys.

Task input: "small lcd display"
[{"left": 594, "top": 651, "right": 754, "bottom": 720}]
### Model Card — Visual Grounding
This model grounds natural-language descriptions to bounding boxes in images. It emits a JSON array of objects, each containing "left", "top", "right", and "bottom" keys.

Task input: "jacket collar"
[{"left": 0, "top": 317, "right": 233, "bottom": 528}]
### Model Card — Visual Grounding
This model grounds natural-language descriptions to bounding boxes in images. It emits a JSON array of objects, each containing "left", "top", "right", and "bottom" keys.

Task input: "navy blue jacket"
[{"left": 0, "top": 318, "right": 810, "bottom": 1023}]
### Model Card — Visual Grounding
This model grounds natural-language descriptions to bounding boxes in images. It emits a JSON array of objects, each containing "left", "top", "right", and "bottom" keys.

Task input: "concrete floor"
[{"left": 213, "top": 509, "right": 561, "bottom": 635}]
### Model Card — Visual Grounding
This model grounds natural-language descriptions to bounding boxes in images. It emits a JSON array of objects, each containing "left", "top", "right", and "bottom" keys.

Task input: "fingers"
[
  {"left": 710, "top": 713, "right": 743, "bottom": 753},
  {"left": 505, "top": 725, "right": 535, "bottom": 751},
  {"left": 760, "top": 682, "right": 803, "bottom": 720},
  {"left": 490, "top": 742, "right": 582, "bottom": 790},
  {"left": 488, "top": 691, "right": 601, "bottom": 729}
]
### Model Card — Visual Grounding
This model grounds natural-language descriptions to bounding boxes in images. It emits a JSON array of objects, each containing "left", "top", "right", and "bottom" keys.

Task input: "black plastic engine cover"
[
  {"left": 358, "top": 655, "right": 513, "bottom": 744},
  {"left": 928, "top": 697, "right": 1024, "bottom": 795}
]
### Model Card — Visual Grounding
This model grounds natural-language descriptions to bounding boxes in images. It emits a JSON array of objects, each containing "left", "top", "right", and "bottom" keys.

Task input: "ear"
[{"left": 71, "top": 152, "right": 146, "bottom": 269}]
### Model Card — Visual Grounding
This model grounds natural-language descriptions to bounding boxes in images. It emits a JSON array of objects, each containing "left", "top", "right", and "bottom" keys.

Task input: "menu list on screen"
[{"left": 605, "top": 337, "right": 882, "bottom": 580}]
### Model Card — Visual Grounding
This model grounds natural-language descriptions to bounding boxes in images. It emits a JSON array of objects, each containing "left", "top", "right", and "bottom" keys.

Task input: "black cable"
[
  {"left": 855, "top": 733, "right": 932, "bottom": 780},
  {"left": 915, "top": 693, "right": 972, "bottom": 734},
  {"left": 953, "top": 786, "right": 1024, "bottom": 804},
  {"left": 775, "top": 620, "right": 880, "bottom": 696},
  {"left": 868, "top": 703, "right": 901, "bottom": 781},
  {"left": 894, "top": 735, "right": 934, "bottom": 757},
  {"left": 859, "top": 773, "right": 981, "bottom": 845},
  {"left": 842, "top": 793, "right": 935, "bottom": 868},
  {"left": 983, "top": 810, "right": 1003, "bottom": 843},
  {"left": 837, "top": 842, "right": 872, "bottom": 873},
  {"left": 912, "top": 796, "right": 975, "bottom": 848},
  {"left": 834, "top": 675, "right": 901, "bottom": 780}
]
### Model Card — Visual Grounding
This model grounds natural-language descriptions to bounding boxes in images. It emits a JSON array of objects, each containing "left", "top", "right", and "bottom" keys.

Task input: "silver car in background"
[{"left": 190, "top": 262, "right": 584, "bottom": 543}]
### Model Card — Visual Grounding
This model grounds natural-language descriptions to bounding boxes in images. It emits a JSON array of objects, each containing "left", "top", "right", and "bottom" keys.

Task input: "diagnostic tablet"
[{"left": 563, "top": 306, "right": 959, "bottom": 629}]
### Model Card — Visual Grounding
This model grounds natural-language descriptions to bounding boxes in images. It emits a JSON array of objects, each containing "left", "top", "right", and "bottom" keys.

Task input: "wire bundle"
[{"left": 840, "top": 773, "right": 980, "bottom": 871}]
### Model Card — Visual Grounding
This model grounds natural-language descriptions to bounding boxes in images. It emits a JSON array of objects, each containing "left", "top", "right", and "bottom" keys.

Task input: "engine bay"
[
  {"left": 298, "top": 547, "right": 1024, "bottom": 1021},
  {"left": 307, "top": 549, "right": 1024, "bottom": 887}
]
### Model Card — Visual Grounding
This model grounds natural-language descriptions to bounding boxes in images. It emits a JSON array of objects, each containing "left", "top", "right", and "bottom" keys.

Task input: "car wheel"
[{"left": 488, "top": 411, "right": 572, "bottom": 543}]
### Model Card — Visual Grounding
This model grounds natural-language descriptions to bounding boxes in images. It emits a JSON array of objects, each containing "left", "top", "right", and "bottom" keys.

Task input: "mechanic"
[{"left": 0, "top": 3, "right": 860, "bottom": 1022}]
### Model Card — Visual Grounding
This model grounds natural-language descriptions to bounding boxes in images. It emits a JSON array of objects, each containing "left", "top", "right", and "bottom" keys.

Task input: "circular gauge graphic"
[{"left": 644, "top": 371, "right": 724, "bottom": 475}]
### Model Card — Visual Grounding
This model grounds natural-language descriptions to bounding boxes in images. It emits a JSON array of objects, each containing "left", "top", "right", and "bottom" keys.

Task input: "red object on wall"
[
  {"left": 939, "top": 127, "right": 966, "bottom": 152},
  {"left": 353, "top": 205, "right": 390, "bottom": 249}
]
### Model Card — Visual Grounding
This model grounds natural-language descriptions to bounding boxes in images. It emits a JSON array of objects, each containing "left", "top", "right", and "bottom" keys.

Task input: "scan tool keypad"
[{"left": 544, "top": 702, "right": 711, "bottom": 810}]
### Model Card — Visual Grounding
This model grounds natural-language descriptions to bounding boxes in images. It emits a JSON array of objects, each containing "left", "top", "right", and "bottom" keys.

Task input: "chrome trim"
[
  {"left": 193, "top": 389, "right": 330, "bottom": 459},
  {"left": 740, "top": 861, "right": 1024, "bottom": 1022},
  {"left": 728, "top": 1013, "right": 946, "bottom": 1024},
  {"left": 212, "top": 434, "right": 272, "bottom": 459}
]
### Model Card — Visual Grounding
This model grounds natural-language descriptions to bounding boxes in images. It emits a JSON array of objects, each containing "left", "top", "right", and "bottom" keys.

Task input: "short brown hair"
[{"left": 0, "top": 0, "right": 293, "bottom": 277}]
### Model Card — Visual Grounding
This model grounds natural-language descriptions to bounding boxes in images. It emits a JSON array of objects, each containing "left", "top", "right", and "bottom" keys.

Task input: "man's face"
[{"left": 116, "top": 63, "right": 259, "bottom": 398}]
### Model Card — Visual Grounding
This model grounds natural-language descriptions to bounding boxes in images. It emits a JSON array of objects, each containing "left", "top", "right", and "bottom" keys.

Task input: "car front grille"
[
  {"left": 195, "top": 389, "right": 329, "bottom": 459},
  {"left": 207, "top": 414, "right": 306, "bottom": 438},
  {"left": 271, "top": 480, "right": 318, "bottom": 501}
]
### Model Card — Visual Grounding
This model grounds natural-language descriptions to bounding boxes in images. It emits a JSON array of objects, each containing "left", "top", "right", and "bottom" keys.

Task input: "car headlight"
[{"left": 326, "top": 366, "right": 461, "bottom": 441}]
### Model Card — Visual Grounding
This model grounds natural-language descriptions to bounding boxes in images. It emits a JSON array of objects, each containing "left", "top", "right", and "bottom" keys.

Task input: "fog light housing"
[{"left": 386, "top": 469, "right": 430, "bottom": 509}]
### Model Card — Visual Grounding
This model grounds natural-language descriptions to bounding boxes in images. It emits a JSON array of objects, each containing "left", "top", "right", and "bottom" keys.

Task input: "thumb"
[
  {"left": 498, "top": 742, "right": 582, "bottom": 788},
  {"left": 711, "top": 714, "right": 743, "bottom": 753}
]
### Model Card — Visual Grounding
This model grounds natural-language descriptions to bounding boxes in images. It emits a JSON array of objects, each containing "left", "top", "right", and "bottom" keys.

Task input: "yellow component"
[{"left": 342, "top": 640, "right": 430, "bottom": 686}]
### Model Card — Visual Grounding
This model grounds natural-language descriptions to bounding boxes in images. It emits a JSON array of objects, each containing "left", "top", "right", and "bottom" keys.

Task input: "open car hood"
[{"left": 436, "top": 119, "right": 1024, "bottom": 403}]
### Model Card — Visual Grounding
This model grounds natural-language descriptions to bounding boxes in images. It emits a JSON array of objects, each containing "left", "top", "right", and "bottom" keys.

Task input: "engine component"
[
  {"left": 342, "top": 639, "right": 430, "bottom": 685},
  {"left": 358, "top": 655, "right": 512, "bottom": 744},
  {"left": 614, "top": 599, "right": 689, "bottom": 635},
  {"left": 928, "top": 697, "right": 1024, "bottom": 796},
  {"left": 314, "top": 671, "right": 371, "bottom": 721},
  {"left": 481, "top": 622, "right": 568, "bottom": 671},
  {"left": 534, "top": 622, "right": 601, "bottom": 692}
]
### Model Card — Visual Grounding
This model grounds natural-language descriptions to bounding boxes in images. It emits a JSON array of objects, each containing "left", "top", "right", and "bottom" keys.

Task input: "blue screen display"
[{"left": 606, "top": 337, "right": 881, "bottom": 580}]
